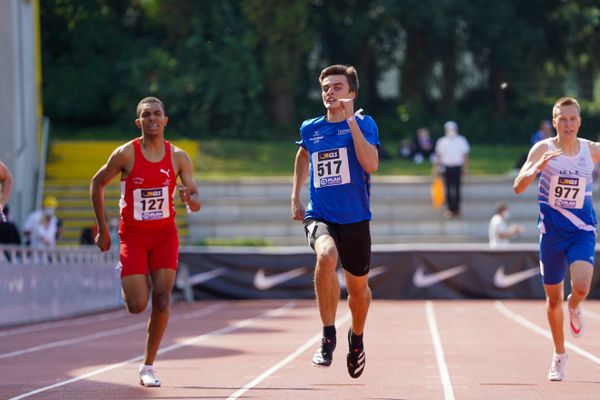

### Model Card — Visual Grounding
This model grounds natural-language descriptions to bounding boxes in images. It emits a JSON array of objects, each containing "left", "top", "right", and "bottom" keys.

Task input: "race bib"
[
  {"left": 312, "top": 147, "right": 351, "bottom": 188},
  {"left": 132, "top": 187, "right": 170, "bottom": 221},
  {"left": 548, "top": 175, "right": 585, "bottom": 209}
]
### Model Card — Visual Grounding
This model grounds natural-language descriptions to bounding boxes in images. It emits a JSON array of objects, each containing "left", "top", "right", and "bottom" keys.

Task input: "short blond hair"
[{"left": 552, "top": 96, "right": 580, "bottom": 118}]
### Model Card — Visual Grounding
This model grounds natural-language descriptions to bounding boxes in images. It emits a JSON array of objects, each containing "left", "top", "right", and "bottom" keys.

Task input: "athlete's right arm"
[
  {"left": 291, "top": 147, "right": 309, "bottom": 221},
  {"left": 513, "top": 142, "right": 560, "bottom": 194},
  {"left": 90, "top": 145, "right": 130, "bottom": 252}
]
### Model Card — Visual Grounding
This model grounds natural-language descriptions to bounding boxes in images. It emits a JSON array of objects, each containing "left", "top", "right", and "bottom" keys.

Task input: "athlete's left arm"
[
  {"left": 588, "top": 141, "right": 600, "bottom": 164},
  {"left": 174, "top": 147, "right": 201, "bottom": 212}
]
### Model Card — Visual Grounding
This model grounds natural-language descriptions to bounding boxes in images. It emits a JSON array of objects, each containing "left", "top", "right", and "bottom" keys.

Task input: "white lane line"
[
  {"left": 0, "top": 303, "right": 227, "bottom": 360},
  {"left": 0, "top": 310, "right": 129, "bottom": 338},
  {"left": 227, "top": 311, "right": 352, "bottom": 400},
  {"left": 495, "top": 301, "right": 600, "bottom": 365},
  {"left": 10, "top": 301, "right": 297, "bottom": 400},
  {"left": 425, "top": 301, "right": 455, "bottom": 400}
]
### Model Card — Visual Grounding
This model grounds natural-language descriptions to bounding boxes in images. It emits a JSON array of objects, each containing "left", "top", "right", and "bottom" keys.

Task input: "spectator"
[
  {"left": 397, "top": 138, "right": 412, "bottom": 159},
  {"left": 23, "top": 195, "right": 61, "bottom": 246},
  {"left": 0, "top": 205, "right": 21, "bottom": 244},
  {"left": 434, "top": 121, "right": 470, "bottom": 218},
  {"left": 531, "top": 119, "right": 554, "bottom": 145},
  {"left": 410, "top": 127, "right": 435, "bottom": 164},
  {"left": 514, "top": 120, "right": 556, "bottom": 173},
  {"left": 80, "top": 224, "right": 98, "bottom": 245},
  {"left": 29, "top": 212, "right": 57, "bottom": 248},
  {"left": 488, "top": 202, "right": 524, "bottom": 248}
]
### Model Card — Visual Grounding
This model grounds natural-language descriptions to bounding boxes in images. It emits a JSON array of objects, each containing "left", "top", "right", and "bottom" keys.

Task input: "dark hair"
[
  {"left": 495, "top": 202, "right": 508, "bottom": 214},
  {"left": 136, "top": 97, "right": 165, "bottom": 118},
  {"left": 319, "top": 65, "right": 359, "bottom": 96}
]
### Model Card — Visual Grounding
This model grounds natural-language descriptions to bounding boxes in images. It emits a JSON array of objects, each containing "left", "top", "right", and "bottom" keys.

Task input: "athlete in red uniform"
[{"left": 90, "top": 97, "right": 201, "bottom": 387}]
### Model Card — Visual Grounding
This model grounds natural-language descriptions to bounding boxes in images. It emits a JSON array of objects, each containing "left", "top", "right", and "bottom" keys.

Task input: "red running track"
[{"left": 2, "top": 299, "right": 600, "bottom": 399}]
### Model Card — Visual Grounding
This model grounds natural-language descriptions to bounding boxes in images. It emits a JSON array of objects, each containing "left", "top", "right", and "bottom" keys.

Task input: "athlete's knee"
[
  {"left": 346, "top": 277, "right": 370, "bottom": 298},
  {"left": 546, "top": 295, "right": 563, "bottom": 310},
  {"left": 571, "top": 282, "right": 590, "bottom": 299},
  {"left": 125, "top": 299, "right": 148, "bottom": 314},
  {"left": 316, "top": 245, "right": 338, "bottom": 270},
  {"left": 152, "top": 292, "right": 172, "bottom": 313}
]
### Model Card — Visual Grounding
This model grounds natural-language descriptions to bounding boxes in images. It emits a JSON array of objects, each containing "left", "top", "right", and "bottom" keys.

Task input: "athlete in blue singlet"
[
  {"left": 514, "top": 96, "right": 600, "bottom": 382},
  {"left": 291, "top": 64, "right": 380, "bottom": 379}
]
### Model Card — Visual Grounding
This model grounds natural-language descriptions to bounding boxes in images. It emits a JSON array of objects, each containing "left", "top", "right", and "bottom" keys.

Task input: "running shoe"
[
  {"left": 567, "top": 294, "right": 584, "bottom": 337},
  {"left": 346, "top": 329, "right": 366, "bottom": 379},
  {"left": 548, "top": 352, "right": 568, "bottom": 381},
  {"left": 312, "top": 337, "right": 336, "bottom": 367},
  {"left": 139, "top": 365, "right": 161, "bottom": 387}
]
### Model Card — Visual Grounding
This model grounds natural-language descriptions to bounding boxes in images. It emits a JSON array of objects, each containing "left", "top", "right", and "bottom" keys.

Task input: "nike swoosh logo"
[
  {"left": 254, "top": 267, "right": 310, "bottom": 290},
  {"left": 176, "top": 267, "right": 227, "bottom": 288},
  {"left": 337, "top": 265, "right": 387, "bottom": 289},
  {"left": 493, "top": 266, "right": 539, "bottom": 288},
  {"left": 413, "top": 265, "right": 467, "bottom": 288}
]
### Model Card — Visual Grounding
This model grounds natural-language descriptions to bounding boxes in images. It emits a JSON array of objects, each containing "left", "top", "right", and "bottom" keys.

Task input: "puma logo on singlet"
[{"left": 159, "top": 168, "right": 170, "bottom": 177}]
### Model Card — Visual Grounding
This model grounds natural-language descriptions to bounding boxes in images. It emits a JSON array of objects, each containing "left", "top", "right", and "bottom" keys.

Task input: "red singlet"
[{"left": 118, "top": 138, "right": 179, "bottom": 276}]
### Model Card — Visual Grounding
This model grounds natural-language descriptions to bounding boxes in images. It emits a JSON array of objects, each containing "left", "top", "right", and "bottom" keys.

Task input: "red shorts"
[{"left": 119, "top": 224, "right": 179, "bottom": 277}]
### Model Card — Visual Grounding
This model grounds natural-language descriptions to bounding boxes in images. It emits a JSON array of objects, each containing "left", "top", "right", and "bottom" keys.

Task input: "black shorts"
[{"left": 303, "top": 218, "right": 371, "bottom": 277}]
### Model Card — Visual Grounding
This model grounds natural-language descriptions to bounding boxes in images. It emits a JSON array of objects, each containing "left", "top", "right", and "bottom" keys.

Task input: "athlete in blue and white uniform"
[
  {"left": 291, "top": 64, "right": 379, "bottom": 379},
  {"left": 514, "top": 96, "right": 600, "bottom": 382}
]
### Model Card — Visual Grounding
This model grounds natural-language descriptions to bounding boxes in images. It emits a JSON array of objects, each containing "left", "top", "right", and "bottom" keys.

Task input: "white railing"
[{"left": 0, "top": 245, "right": 119, "bottom": 266}]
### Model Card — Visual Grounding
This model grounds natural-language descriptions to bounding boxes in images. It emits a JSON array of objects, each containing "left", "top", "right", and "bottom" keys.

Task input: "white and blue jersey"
[
  {"left": 297, "top": 115, "right": 380, "bottom": 224},
  {"left": 537, "top": 138, "right": 597, "bottom": 234},
  {"left": 537, "top": 138, "right": 597, "bottom": 285}
]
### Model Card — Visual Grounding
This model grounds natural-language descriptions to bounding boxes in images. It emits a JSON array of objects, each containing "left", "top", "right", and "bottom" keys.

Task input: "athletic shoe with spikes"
[
  {"left": 346, "top": 329, "right": 366, "bottom": 379},
  {"left": 312, "top": 337, "right": 336, "bottom": 367},
  {"left": 548, "top": 352, "right": 568, "bottom": 381},
  {"left": 567, "top": 294, "right": 584, "bottom": 337},
  {"left": 139, "top": 365, "right": 161, "bottom": 387}
]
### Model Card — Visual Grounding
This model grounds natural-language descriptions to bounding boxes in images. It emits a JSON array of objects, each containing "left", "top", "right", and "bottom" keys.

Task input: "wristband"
[{"left": 346, "top": 108, "right": 365, "bottom": 124}]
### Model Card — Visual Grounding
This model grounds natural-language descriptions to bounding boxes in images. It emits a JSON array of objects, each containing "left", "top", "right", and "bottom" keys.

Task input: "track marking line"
[
  {"left": 227, "top": 311, "right": 352, "bottom": 400},
  {"left": 425, "top": 301, "right": 455, "bottom": 400},
  {"left": 9, "top": 301, "right": 295, "bottom": 400},
  {"left": 0, "top": 310, "right": 130, "bottom": 338},
  {"left": 495, "top": 301, "right": 600, "bottom": 365},
  {"left": 0, "top": 303, "right": 227, "bottom": 360}
]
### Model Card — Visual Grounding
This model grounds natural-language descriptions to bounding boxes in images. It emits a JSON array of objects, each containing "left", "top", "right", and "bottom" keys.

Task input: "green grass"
[{"left": 195, "top": 139, "right": 528, "bottom": 179}]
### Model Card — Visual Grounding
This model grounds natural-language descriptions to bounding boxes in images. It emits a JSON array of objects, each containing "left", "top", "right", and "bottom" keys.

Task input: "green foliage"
[{"left": 40, "top": 0, "right": 600, "bottom": 144}]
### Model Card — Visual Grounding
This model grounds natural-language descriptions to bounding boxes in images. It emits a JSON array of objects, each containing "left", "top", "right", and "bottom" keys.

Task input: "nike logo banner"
[
  {"left": 177, "top": 247, "right": 563, "bottom": 300},
  {"left": 254, "top": 267, "right": 310, "bottom": 290},
  {"left": 493, "top": 266, "right": 540, "bottom": 288},
  {"left": 413, "top": 265, "right": 467, "bottom": 288}
]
